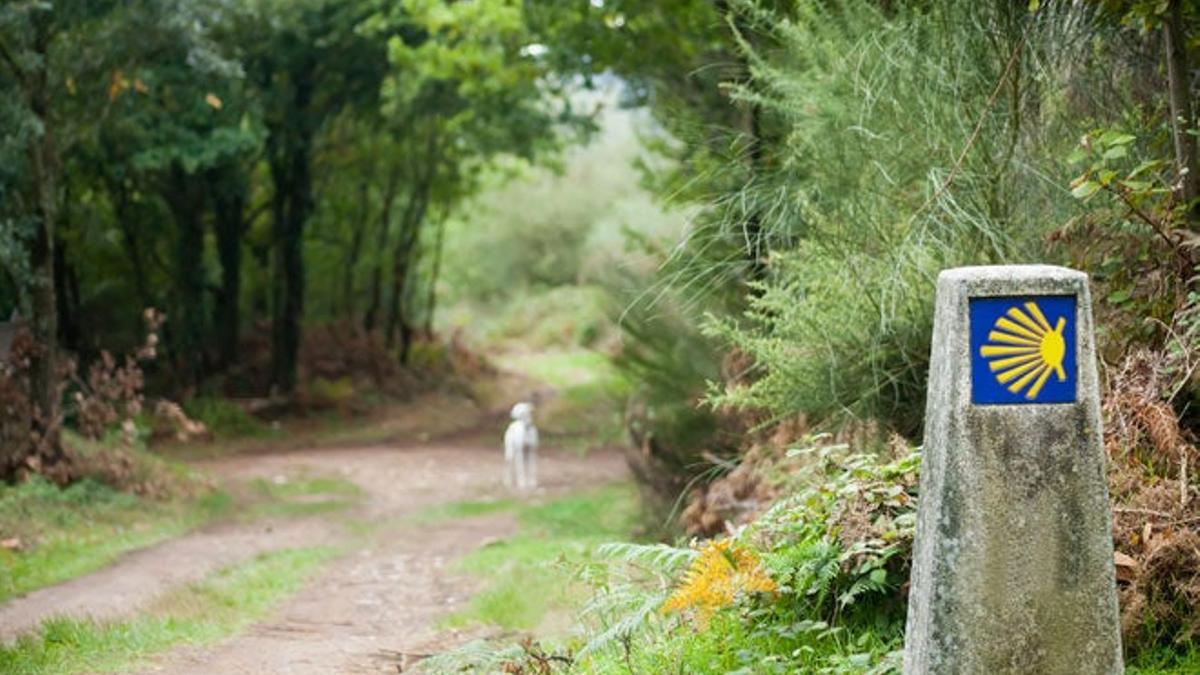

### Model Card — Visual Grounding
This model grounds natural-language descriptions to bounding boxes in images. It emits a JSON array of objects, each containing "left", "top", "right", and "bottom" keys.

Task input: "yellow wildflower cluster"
[{"left": 661, "top": 539, "right": 777, "bottom": 623}]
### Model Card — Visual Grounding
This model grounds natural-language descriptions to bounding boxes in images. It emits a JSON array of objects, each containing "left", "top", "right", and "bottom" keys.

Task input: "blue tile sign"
[{"left": 969, "top": 295, "right": 1077, "bottom": 405}]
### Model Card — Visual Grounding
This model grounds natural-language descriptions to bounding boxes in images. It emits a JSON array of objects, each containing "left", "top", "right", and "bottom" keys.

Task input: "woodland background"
[{"left": 3, "top": 1, "right": 1200, "bottom": 672}]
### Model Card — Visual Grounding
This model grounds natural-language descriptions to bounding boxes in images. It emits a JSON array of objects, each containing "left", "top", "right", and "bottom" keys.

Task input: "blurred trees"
[
  {"left": 519, "top": 0, "right": 1200, "bottom": 496},
  {"left": 0, "top": 0, "right": 574, "bottom": 476}
]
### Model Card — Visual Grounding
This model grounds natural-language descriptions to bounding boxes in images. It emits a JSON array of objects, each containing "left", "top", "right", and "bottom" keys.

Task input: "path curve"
[{"left": 0, "top": 430, "right": 627, "bottom": 674}]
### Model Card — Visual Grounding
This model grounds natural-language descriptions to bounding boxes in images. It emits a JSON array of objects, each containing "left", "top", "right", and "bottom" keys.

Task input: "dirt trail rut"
[{"left": 0, "top": 430, "right": 627, "bottom": 673}]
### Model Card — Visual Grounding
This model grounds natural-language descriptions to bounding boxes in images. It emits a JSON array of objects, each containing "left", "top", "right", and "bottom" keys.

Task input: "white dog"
[{"left": 504, "top": 402, "right": 539, "bottom": 491}]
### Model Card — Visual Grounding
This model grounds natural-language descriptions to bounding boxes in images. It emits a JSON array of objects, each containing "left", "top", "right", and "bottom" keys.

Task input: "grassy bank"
[
  {"left": 0, "top": 449, "right": 362, "bottom": 604},
  {"left": 0, "top": 546, "right": 336, "bottom": 674},
  {"left": 431, "top": 482, "right": 641, "bottom": 634},
  {"left": 0, "top": 477, "right": 231, "bottom": 603}
]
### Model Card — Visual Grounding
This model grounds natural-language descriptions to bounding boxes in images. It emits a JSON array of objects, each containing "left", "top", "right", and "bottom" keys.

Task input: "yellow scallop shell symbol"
[{"left": 979, "top": 302, "right": 1067, "bottom": 400}]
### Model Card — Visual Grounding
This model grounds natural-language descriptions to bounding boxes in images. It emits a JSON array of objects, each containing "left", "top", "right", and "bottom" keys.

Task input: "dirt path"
[{"left": 0, "top": 427, "right": 627, "bottom": 673}]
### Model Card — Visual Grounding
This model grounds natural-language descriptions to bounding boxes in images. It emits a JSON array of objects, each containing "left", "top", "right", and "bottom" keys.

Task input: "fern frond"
[
  {"left": 579, "top": 587, "right": 671, "bottom": 657},
  {"left": 595, "top": 541, "right": 697, "bottom": 575}
]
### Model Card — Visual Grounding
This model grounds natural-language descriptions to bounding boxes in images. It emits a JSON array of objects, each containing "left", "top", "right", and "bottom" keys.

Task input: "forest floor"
[{"left": 0, "top": 362, "right": 630, "bottom": 674}]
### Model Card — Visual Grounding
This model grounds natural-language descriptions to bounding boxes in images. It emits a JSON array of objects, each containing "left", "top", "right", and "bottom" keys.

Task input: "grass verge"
[
  {"left": 0, "top": 477, "right": 231, "bottom": 603},
  {"left": 1128, "top": 646, "right": 1200, "bottom": 674},
  {"left": 418, "top": 497, "right": 518, "bottom": 523},
  {"left": 246, "top": 473, "right": 364, "bottom": 519},
  {"left": 0, "top": 546, "right": 336, "bottom": 675},
  {"left": 0, "top": 463, "right": 359, "bottom": 603},
  {"left": 441, "top": 482, "right": 640, "bottom": 633}
]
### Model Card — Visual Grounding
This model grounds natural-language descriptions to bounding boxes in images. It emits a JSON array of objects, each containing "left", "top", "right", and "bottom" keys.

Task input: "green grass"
[
  {"left": 183, "top": 397, "right": 277, "bottom": 440},
  {"left": 418, "top": 497, "right": 518, "bottom": 523},
  {"left": 0, "top": 464, "right": 358, "bottom": 604},
  {"left": 0, "top": 546, "right": 336, "bottom": 675},
  {"left": 496, "top": 349, "right": 621, "bottom": 389},
  {"left": 1128, "top": 646, "right": 1200, "bottom": 674},
  {"left": 246, "top": 473, "right": 365, "bottom": 519},
  {"left": 443, "top": 482, "right": 640, "bottom": 632},
  {"left": 0, "top": 478, "right": 231, "bottom": 603}
]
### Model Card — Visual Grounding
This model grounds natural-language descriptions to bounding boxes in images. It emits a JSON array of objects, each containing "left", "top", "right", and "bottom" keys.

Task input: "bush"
[{"left": 701, "top": 0, "right": 1109, "bottom": 437}]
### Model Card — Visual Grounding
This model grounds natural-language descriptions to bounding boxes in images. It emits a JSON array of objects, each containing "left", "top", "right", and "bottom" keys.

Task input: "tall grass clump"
[{"left": 703, "top": 1, "right": 1107, "bottom": 436}]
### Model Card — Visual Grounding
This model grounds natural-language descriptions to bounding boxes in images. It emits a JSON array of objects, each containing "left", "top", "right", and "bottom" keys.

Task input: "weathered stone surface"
[{"left": 903, "top": 265, "right": 1122, "bottom": 674}]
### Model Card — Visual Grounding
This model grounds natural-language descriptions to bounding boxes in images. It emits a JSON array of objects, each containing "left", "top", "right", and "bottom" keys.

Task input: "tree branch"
[{"left": 1105, "top": 182, "right": 1180, "bottom": 254}]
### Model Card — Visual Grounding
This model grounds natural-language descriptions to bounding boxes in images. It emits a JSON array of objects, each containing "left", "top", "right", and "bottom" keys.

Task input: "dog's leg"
[
  {"left": 528, "top": 425, "right": 539, "bottom": 490},
  {"left": 516, "top": 441, "right": 525, "bottom": 487}
]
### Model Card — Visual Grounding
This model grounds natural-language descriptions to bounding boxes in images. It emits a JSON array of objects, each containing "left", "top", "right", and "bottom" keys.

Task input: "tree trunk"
[
  {"left": 113, "top": 183, "right": 153, "bottom": 309},
  {"left": 1165, "top": 0, "right": 1198, "bottom": 221},
  {"left": 384, "top": 194, "right": 429, "bottom": 353},
  {"left": 267, "top": 59, "right": 316, "bottom": 396},
  {"left": 53, "top": 237, "right": 80, "bottom": 354},
  {"left": 167, "top": 164, "right": 208, "bottom": 384},
  {"left": 268, "top": 150, "right": 311, "bottom": 396},
  {"left": 24, "top": 10, "right": 65, "bottom": 469},
  {"left": 422, "top": 208, "right": 449, "bottom": 337},
  {"left": 342, "top": 179, "right": 370, "bottom": 319},
  {"left": 209, "top": 166, "right": 246, "bottom": 367},
  {"left": 362, "top": 162, "right": 401, "bottom": 333},
  {"left": 384, "top": 127, "right": 440, "bottom": 356}
]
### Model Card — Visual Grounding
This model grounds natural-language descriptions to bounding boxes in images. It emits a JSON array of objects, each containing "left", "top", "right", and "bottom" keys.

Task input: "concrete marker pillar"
[{"left": 903, "top": 265, "right": 1122, "bottom": 674}]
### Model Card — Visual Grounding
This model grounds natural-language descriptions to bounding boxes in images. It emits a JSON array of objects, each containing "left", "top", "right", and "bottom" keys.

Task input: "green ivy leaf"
[
  {"left": 1098, "top": 130, "right": 1136, "bottom": 147},
  {"left": 1071, "top": 180, "right": 1101, "bottom": 200},
  {"left": 1127, "top": 159, "right": 1162, "bottom": 179},
  {"left": 1102, "top": 145, "right": 1128, "bottom": 160}
]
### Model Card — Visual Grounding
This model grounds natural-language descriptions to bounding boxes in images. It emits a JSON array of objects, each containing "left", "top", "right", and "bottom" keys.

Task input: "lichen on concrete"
[{"left": 903, "top": 265, "right": 1122, "bottom": 675}]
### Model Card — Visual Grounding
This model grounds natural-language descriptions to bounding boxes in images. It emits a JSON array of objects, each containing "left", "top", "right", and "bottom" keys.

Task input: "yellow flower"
[{"left": 661, "top": 539, "right": 777, "bottom": 623}]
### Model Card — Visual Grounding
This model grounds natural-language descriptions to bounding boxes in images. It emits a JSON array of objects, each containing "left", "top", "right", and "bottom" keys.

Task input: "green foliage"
[
  {"left": 1127, "top": 645, "right": 1200, "bottom": 674},
  {"left": 468, "top": 286, "right": 615, "bottom": 351},
  {"left": 568, "top": 445, "right": 919, "bottom": 674},
  {"left": 436, "top": 99, "right": 684, "bottom": 353},
  {"left": 1061, "top": 126, "right": 1191, "bottom": 356},
  {"left": 704, "top": 0, "right": 1111, "bottom": 435},
  {"left": 612, "top": 283, "right": 728, "bottom": 492},
  {"left": 427, "top": 444, "right": 917, "bottom": 673},
  {"left": 752, "top": 446, "right": 919, "bottom": 621}
]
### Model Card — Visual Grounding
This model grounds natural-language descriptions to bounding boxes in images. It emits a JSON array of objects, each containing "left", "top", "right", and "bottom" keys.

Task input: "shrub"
[
  {"left": 567, "top": 442, "right": 918, "bottom": 674},
  {"left": 703, "top": 0, "right": 1110, "bottom": 436}
]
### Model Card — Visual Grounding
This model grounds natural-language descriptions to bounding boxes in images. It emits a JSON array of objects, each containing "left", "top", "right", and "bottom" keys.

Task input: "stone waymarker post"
[{"left": 903, "top": 266, "right": 1122, "bottom": 674}]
